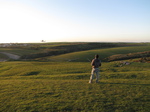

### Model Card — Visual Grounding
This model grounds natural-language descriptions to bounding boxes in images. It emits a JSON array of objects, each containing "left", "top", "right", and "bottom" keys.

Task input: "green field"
[
  {"left": 0, "top": 61, "right": 150, "bottom": 112},
  {"left": 0, "top": 42, "right": 150, "bottom": 112}
]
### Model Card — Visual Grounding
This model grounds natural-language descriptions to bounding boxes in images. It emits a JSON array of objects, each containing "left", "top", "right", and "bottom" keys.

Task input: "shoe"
[{"left": 89, "top": 81, "right": 92, "bottom": 83}]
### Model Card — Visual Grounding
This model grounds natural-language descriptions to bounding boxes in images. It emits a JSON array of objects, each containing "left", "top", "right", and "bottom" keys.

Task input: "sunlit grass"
[{"left": 0, "top": 61, "right": 149, "bottom": 111}]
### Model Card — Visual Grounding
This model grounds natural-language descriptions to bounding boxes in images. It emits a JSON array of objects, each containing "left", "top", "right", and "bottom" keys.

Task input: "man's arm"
[{"left": 91, "top": 59, "right": 95, "bottom": 67}]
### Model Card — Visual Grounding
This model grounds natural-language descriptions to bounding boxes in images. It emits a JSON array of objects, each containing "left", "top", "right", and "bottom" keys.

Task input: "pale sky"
[{"left": 0, "top": 0, "right": 150, "bottom": 43}]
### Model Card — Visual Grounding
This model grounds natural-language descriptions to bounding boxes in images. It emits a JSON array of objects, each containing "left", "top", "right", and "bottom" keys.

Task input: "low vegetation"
[{"left": 106, "top": 51, "right": 150, "bottom": 62}]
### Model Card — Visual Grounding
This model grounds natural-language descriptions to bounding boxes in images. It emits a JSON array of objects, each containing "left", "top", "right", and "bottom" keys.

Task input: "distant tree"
[{"left": 41, "top": 40, "right": 46, "bottom": 42}]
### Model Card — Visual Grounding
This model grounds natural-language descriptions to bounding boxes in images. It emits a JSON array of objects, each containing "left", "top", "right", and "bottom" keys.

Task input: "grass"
[
  {"left": 0, "top": 48, "right": 42, "bottom": 56},
  {"left": 0, "top": 61, "right": 149, "bottom": 112}
]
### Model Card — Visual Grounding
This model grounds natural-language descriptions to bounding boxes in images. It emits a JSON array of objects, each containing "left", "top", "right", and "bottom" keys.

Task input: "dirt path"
[{"left": 0, "top": 52, "right": 20, "bottom": 60}]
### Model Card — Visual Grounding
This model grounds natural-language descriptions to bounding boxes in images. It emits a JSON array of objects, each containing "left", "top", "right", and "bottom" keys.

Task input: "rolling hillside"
[
  {"left": 0, "top": 42, "right": 149, "bottom": 62},
  {"left": 40, "top": 45, "right": 150, "bottom": 62}
]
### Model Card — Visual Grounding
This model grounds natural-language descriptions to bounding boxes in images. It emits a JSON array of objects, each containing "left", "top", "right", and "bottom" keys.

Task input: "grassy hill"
[
  {"left": 0, "top": 61, "right": 149, "bottom": 112},
  {"left": 43, "top": 45, "right": 150, "bottom": 62},
  {"left": 0, "top": 42, "right": 149, "bottom": 61}
]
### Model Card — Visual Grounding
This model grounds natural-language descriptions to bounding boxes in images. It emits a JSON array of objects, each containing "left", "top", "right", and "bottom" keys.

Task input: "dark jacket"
[{"left": 91, "top": 58, "right": 101, "bottom": 68}]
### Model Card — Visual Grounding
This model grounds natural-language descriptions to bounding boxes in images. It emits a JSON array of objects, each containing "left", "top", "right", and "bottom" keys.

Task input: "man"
[{"left": 89, "top": 54, "right": 101, "bottom": 83}]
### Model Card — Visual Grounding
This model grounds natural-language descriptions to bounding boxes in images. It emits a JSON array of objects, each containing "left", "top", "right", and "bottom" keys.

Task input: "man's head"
[{"left": 95, "top": 54, "right": 99, "bottom": 59}]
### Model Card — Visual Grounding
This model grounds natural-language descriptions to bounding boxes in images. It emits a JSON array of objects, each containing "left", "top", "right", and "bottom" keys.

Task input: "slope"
[{"left": 42, "top": 45, "right": 150, "bottom": 62}]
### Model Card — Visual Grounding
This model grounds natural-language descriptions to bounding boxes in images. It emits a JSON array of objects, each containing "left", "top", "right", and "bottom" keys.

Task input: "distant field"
[
  {"left": 45, "top": 45, "right": 150, "bottom": 62},
  {"left": 0, "top": 61, "right": 150, "bottom": 112},
  {"left": 0, "top": 48, "right": 42, "bottom": 56},
  {"left": 1, "top": 42, "right": 149, "bottom": 60}
]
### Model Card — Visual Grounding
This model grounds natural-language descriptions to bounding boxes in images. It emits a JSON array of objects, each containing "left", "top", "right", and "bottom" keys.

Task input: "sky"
[{"left": 0, "top": 0, "right": 150, "bottom": 43}]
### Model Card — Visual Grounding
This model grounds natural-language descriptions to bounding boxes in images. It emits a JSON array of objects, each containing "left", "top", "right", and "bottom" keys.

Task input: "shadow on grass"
[{"left": 98, "top": 82, "right": 150, "bottom": 86}]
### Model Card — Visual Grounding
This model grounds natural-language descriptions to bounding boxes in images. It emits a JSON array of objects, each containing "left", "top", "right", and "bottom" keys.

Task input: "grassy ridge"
[
  {"left": 0, "top": 61, "right": 150, "bottom": 112},
  {"left": 1, "top": 42, "right": 148, "bottom": 59},
  {"left": 46, "top": 45, "right": 150, "bottom": 62}
]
